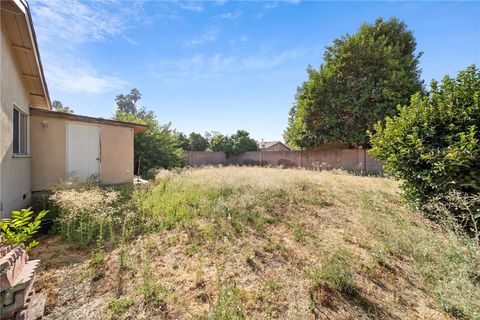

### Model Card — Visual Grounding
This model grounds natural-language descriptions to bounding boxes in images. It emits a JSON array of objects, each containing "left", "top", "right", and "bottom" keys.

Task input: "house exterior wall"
[
  {"left": 30, "top": 113, "right": 135, "bottom": 190},
  {"left": 100, "top": 124, "right": 134, "bottom": 184},
  {"left": 30, "top": 115, "right": 66, "bottom": 191},
  {"left": 0, "top": 24, "right": 31, "bottom": 218}
]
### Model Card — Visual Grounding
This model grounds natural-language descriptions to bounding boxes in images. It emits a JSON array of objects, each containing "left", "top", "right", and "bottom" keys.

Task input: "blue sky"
[{"left": 30, "top": 0, "right": 480, "bottom": 141}]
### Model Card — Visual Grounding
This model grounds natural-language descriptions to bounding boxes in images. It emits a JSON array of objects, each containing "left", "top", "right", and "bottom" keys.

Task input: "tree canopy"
[
  {"left": 115, "top": 88, "right": 142, "bottom": 115},
  {"left": 284, "top": 18, "right": 424, "bottom": 149},
  {"left": 207, "top": 130, "right": 258, "bottom": 155},
  {"left": 209, "top": 132, "right": 232, "bottom": 154},
  {"left": 113, "top": 89, "right": 184, "bottom": 177},
  {"left": 188, "top": 132, "right": 209, "bottom": 151},
  {"left": 52, "top": 100, "right": 74, "bottom": 113}
]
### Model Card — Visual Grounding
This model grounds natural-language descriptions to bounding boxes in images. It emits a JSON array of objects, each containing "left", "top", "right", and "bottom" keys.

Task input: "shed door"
[{"left": 67, "top": 123, "right": 100, "bottom": 180}]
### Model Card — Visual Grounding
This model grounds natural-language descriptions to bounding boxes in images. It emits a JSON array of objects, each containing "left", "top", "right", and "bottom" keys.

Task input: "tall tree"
[
  {"left": 175, "top": 132, "right": 190, "bottom": 151},
  {"left": 284, "top": 18, "right": 424, "bottom": 148},
  {"left": 188, "top": 132, "right": 208, "bottom": 151},
  {"left": 115, "top": 88, "right": 142, "bottom": 115},
  {"left": 113, "top": 89, "right": 184, "bottom": 177},
  {"left": 52, "top": 100, "right": 74, "bottom": 113},
  {"left": 230, "top": 130, "right": 258, "bottom": 155},
  {"left": 209, "top": 132, "right": 232, "bottom": 154}
]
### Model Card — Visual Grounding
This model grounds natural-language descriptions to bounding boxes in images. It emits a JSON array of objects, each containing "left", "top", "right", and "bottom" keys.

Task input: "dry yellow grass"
[{"left": 32, "top": 167, "right": 479, "bottom": 319}]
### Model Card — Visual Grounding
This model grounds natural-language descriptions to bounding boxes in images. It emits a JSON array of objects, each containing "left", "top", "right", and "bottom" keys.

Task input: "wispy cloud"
[
  {"left": 217, "top": 11, "right": 242, "bottom": 20},
  {"left": 178, "top": 1, "right": 204, "bottom": 12},
  {"left": 266, "top": 0, "right": 301, "bottom": 8},
  {"left": 242, "top": 47, "right": 307, "bottom": 69},
  {"left": 185, "top": 28, "right": 220, "bottom": 46},
  {"left": 43, "top": 55, "right": 127, "bottom": 94},
  {"left": 148, "top": 54, "right": 235, "bottom": 83},
  {"left": 148, "top": 47, "right": 308, "bottom": 83},
  {"left": 259, "top": 1, "right": 302, "bottom": 16},
  {"left": 30, "top": 0, "right": 141, "bottom": 94},
  {"left": 32, "top": 0, "right": 143, "bottom": 45}
]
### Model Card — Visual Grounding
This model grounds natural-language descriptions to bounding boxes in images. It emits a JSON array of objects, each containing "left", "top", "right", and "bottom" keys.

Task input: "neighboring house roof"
[
  {"left": 30, "top": 108, "right": 148, "bottom": 134},
  {"left": 258, "top": 141, "right": 291, "bottom": 150},
  {"left": 1, "top": 0, "right": 51, "bottom": 109}
]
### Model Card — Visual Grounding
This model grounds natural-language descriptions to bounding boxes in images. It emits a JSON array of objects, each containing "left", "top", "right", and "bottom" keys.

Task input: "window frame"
[{"left": 12, "top": 105, "right": 29, "bottom": 156}]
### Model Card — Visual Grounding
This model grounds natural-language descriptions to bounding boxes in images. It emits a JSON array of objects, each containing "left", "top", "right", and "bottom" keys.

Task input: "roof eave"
[{"left": 29, "top": 108, "right": 148, "bottom": 134}]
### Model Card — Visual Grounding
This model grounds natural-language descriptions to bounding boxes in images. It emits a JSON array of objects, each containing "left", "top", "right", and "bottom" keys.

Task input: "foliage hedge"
[{"left": 370, "top": 65, "right": 479, "bottom": 231}]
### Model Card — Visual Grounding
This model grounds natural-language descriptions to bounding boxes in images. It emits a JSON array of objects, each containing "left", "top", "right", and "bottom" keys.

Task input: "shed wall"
[
  {"left": 100, "top": 125, "right": 134, "bottom": 184},
  {"left": 30, "top": 114, "right": 135, "bottom": 190}
]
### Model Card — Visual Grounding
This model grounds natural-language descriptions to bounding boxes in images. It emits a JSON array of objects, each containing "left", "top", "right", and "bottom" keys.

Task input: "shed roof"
[{"left": 30, "top": 108, "right": 148, "bottom": 134}]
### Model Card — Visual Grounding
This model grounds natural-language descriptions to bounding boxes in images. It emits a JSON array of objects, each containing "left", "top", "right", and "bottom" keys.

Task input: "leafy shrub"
[
  {"left": 370, "top": 65, "right": 479, "bottom": 232},
  {"left": 0, "top": 208, "right": 47, "bottom": 251}
]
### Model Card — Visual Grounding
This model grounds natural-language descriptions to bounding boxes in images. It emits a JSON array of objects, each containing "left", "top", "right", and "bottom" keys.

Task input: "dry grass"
[{"left": 31, "top": 167, "right": 479, "bottom": 319}]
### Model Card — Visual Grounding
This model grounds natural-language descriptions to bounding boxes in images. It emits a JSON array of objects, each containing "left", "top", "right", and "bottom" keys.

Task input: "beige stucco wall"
[
  {"left": 30, "top": 115, "right": 66, "bottom": 191},
  {"left": 313, "top": 142, "right": 350, "bottom": 150},
  {"left": 188, "top": 150, "right": 383, "bottom": 173},
  {"left": 30, "top": 115, "right": 134, "bottom": 190},
  {"left": 0, "top": 24, "right": 31, "bottom": 218},
  {"left": 100, "top": 124, "right": 134, "bottom": 185}
]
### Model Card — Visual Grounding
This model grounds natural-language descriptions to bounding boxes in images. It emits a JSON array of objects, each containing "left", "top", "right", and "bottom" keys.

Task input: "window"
[{"left": 13, "top": 107, "right": 28, "bottom": 155}]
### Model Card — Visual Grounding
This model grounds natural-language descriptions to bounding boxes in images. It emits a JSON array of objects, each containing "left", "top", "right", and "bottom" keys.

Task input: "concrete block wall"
[
  {"left": 185, "top": 149, "right": 383, "bottom": 173},
  {"left": 185, "top": 151, "right": 227, "bottom": 167}
]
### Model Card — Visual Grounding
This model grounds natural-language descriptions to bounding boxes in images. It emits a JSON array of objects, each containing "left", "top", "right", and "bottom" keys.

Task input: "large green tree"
[
  {"left": 285, "top": 18, "right": 424, "bottom": 148},
  {"left": 175, "top": 132, "right": 190, "bottom": 151},
  {"left": 209, "top": 132, "right": 233, "bottom": 154},
  {"left": 188, "top": 132, "right": 208, "bottom": 151},
  {"left": 113, "top": 90, "right": 184, "bottom": 177},
  {"left": 207, "top": 130, "right": 257, "bottom": 155},
  {"left": 230, "top": 130, "right": 258, "bottom": 154},
  {"left": 115, "top": 88, "right": 142, "bottom": 115}
]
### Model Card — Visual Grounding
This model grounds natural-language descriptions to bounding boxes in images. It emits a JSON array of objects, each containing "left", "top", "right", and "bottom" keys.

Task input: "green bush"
[
  {"left": 370, "top": 65, "right": 479, "bottom": 231},
  {"left": 0, "top": 208, "right": 47, "bottom": 251}
]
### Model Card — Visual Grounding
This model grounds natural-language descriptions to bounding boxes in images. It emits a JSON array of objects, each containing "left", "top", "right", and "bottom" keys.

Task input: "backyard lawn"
[{"left": 31, "top": 167, "right": 479, "bottom": 319}]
